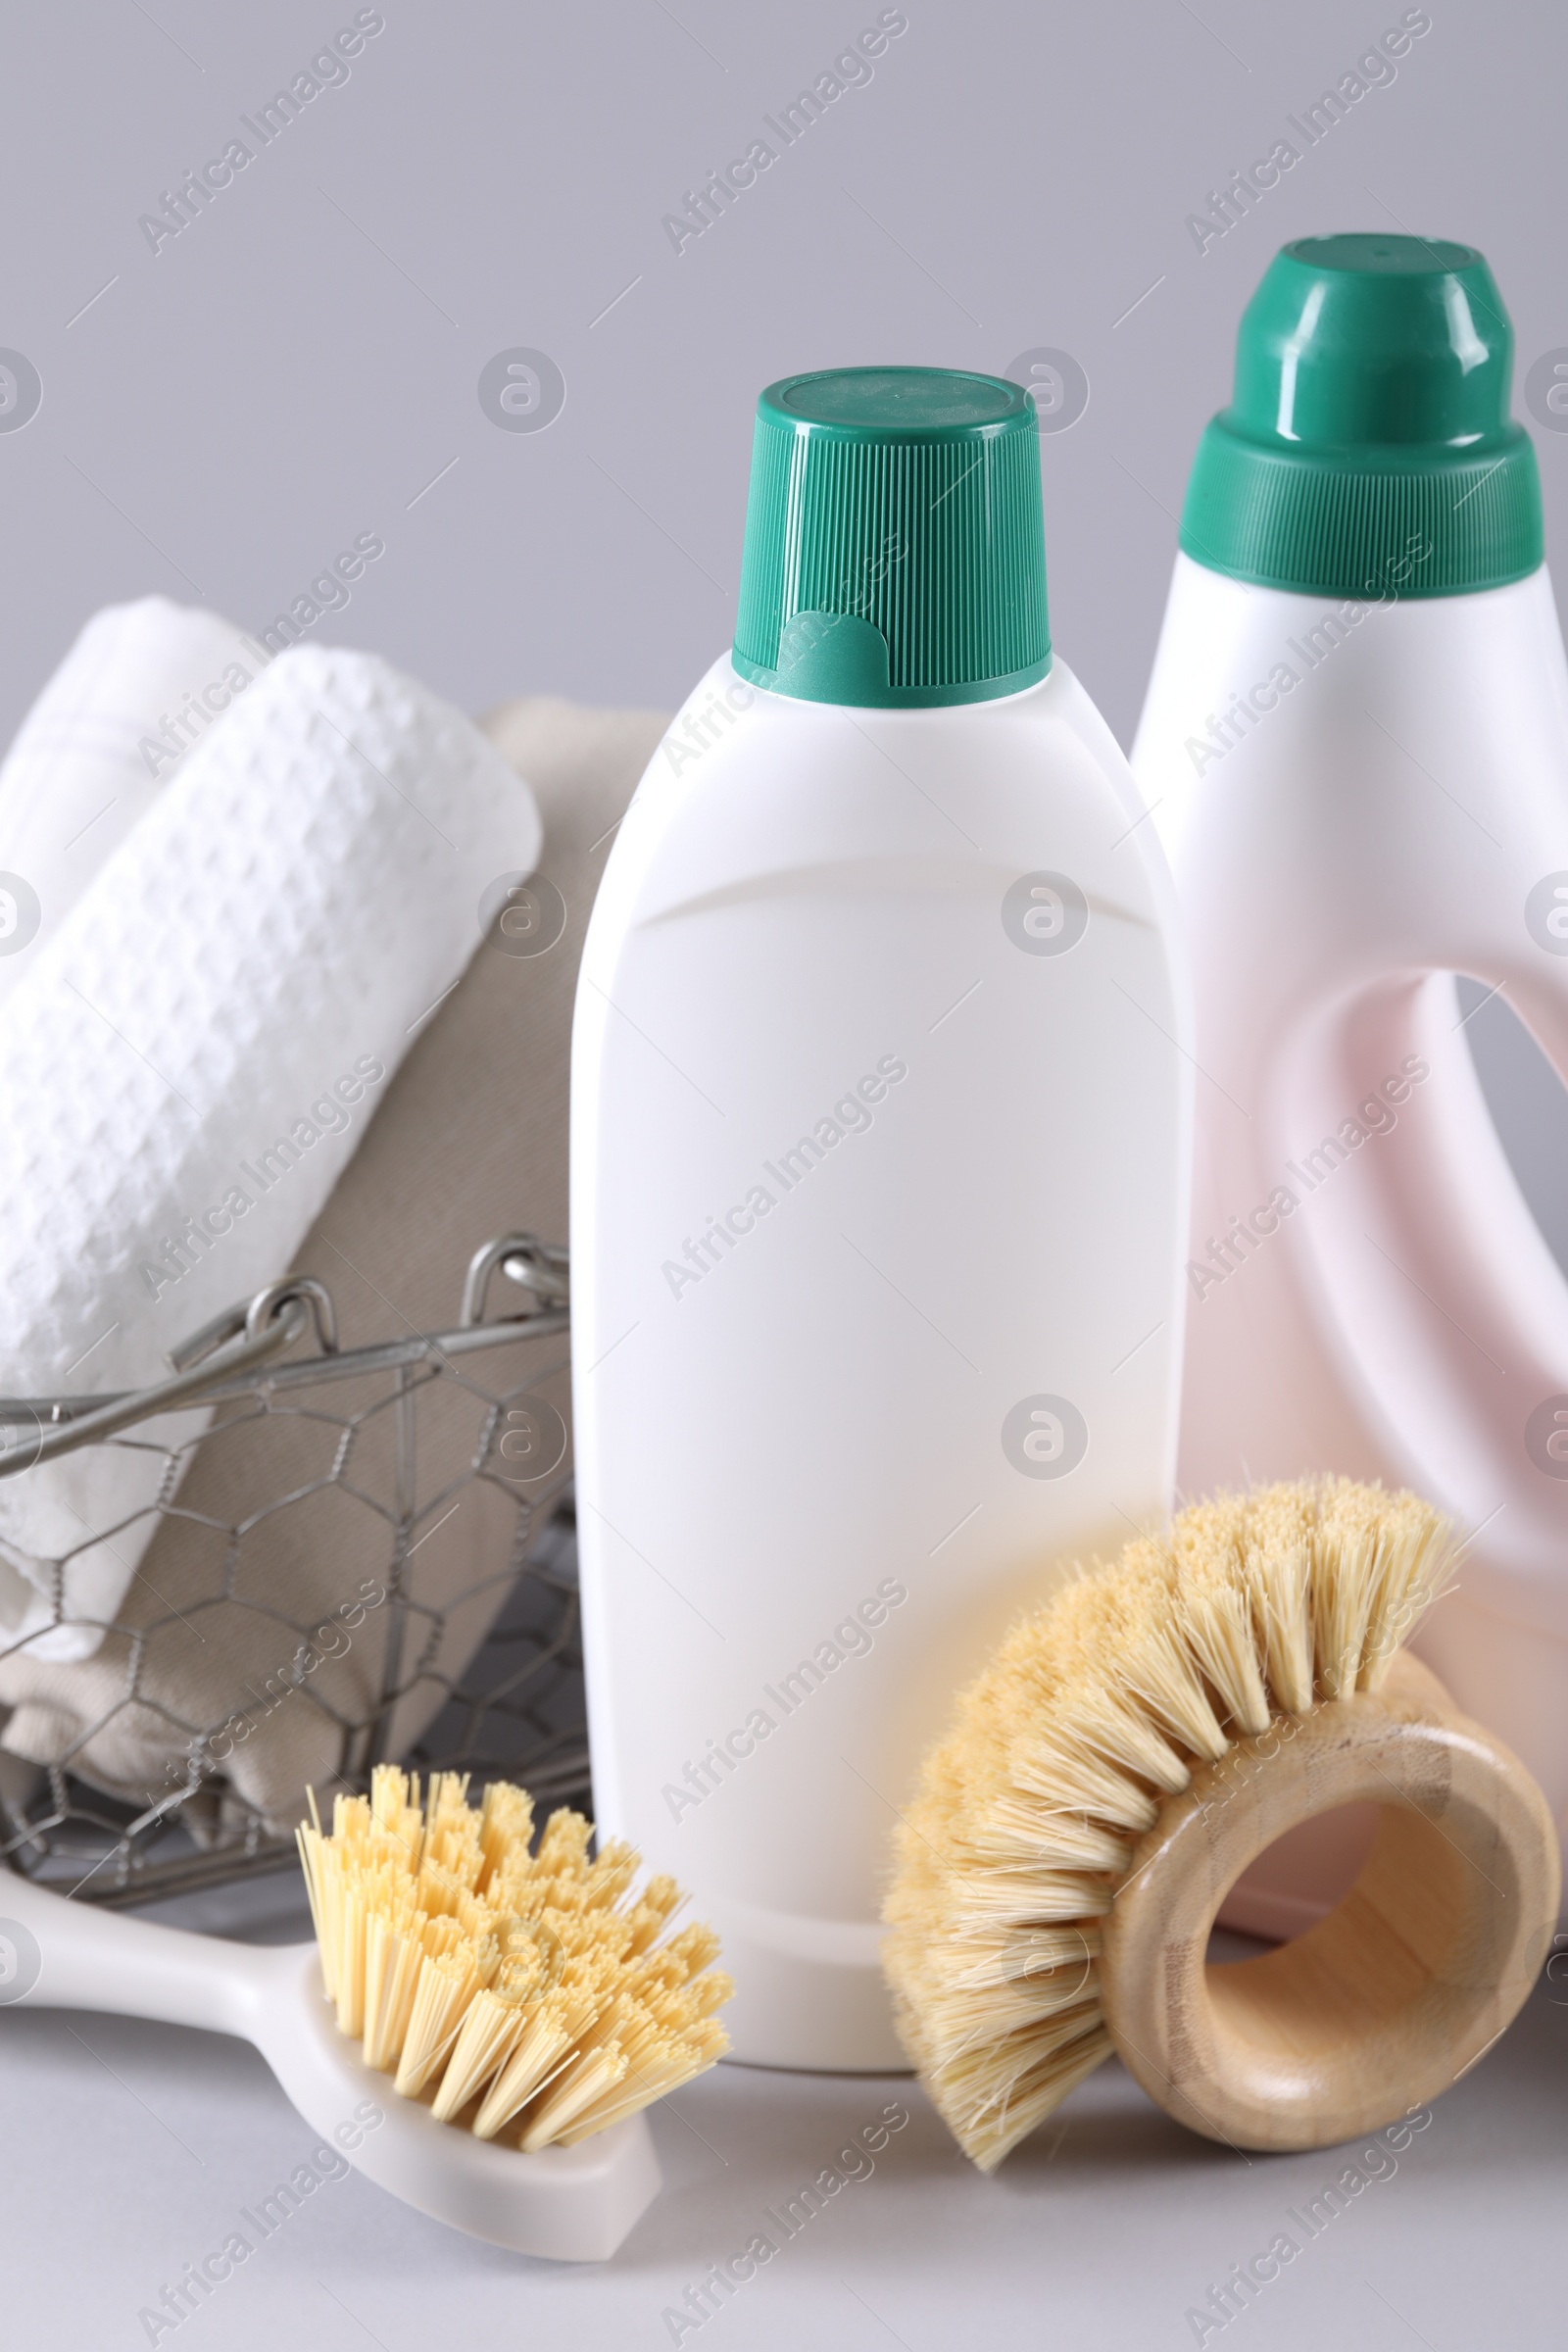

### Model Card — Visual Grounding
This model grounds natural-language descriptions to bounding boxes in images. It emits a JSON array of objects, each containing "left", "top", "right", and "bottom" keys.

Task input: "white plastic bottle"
[
  {"left": 1133, "top": 235, "right": 1568, "bottom": 1929},
  {"left": 573, "top": 368, "right": 1192, "bottom": 2068}
]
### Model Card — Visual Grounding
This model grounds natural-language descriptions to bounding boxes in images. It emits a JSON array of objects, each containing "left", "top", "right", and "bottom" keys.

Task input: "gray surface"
[
  {"left": 3, "top": 2, "right": 1567, "bottom": 2336},
  {"left": 2, "top": 1863, "right": 1562, "bottom": 2350}
]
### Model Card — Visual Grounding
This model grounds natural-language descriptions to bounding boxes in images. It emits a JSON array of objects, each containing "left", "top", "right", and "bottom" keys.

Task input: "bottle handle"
[{"left": 1291, "top": 960, "right": 1568, "bottom": 1625}]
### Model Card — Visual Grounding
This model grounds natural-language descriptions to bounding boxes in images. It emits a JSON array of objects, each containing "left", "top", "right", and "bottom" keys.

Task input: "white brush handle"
[
  {"left": 0, "top": 1872, "right": 278, "bottom": 2039},
  {"left": 0, "top": 1870, "right": 665, "bottom": 2261}
]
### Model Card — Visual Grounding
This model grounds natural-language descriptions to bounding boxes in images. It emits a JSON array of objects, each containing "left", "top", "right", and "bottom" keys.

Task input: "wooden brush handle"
[{"left": 1100, "top": 1651, "right": 1560, "bottom": 2151}]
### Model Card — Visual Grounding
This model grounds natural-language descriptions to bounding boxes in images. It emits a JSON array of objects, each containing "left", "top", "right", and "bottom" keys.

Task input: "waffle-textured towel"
[
  {"left": 0, "top": 597, "right": 266, "bottom": 1006},
  {"left": 0, "top": 696, "right": 662, "bottom": 1823},
  {"left": 0, "top": 643, "right": 540, "bottom": 1658}
]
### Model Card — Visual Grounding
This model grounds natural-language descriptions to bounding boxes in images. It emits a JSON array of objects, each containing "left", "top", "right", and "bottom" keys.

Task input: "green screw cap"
[
  {"left": 1181, "top": 234, "right": 1544, "bottom": 598},
  {"left": 732, "top": 368, "right": 1052, "bottom": 708}
]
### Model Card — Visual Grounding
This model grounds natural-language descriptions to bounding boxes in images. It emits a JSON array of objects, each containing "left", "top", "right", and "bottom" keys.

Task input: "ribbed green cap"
[
  {"left": 732, "top": 368, "right": 1051, "bottom": 707},
  {"left": 1181, "top": 234, "right": 1543, "bottom": 598}
]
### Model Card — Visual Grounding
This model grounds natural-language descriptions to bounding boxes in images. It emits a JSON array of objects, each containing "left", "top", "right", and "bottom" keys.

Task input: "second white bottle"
[{"left": 572, "top": 368, "right": 1192, "bottom": 2068}]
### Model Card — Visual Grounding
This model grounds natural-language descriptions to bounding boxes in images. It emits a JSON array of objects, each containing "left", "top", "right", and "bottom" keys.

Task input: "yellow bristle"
[
  {"left": 582, "top": 1840, "right": 641, "bottom": 1908},
  {"left": 925, "top": 1925, "right": 1101, "bottom": 1991},
  {"left": 1008, "top": 1726, "right": 1163, "bottom": 1834},
  {"left": 965, "top": 1797, "right": 1133, "bottom": 1874},
  {"left": 950, "top": 1865, "right": 1114, "bottom": 1927},
  {"left": 479, "top": 1782, "right": 534, "bottom": 1886},
  {"left": 1121, "top": 1609, "right": 1231, "bottom": 1762},
  {"left": 429, "top": 1986, "right": 530, "bottom": 2122},
  {"left": 637, "top": 1920, "right": 715, "bottom": 1985},
  {"left": 921, "top": 2009, "right": 1113, "bottom": 2171},
  {"left": 299, "top": 1775, "right": 731, "bottom": 2151},
  {"left": 883, "top": 1476, "right": 1455, "bottom": 2172},
  {"left": 520, "top": 2042, "right": 630, "bottom": 2150},
  {"left": 362, "top": 1903, "right": 426, "bottom": 2073},
  {"left": 686, "top": 1969, "right": 735, "bottom": 2019},
  {"left": 471, "top": 2002, "right": 579, "bottom": 2141},
  {"left": 558, "top": 2012, "right": 733, "bottom": 2144},
  {"left": 1311, "top": 1487, "right": 1381, "bottom": 1696},
  {"left": 537, "top": 1810, "right": 593, "bottom": 1874},
  {"left": 394, "top": 1950, "right": 480, "bottom": 2098},
  {"left": 295, "top": 1825, "right": 330, "bottom": 1994},
  {"left": 334, "top": 1878, "right": 371, "bottom": 2039},
  {"left": 1244, "top": 1502, "right": 1315, "bottom": 1715}
]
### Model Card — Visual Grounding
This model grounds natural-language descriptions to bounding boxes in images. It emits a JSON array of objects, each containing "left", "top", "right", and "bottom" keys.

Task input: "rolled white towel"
[
  {"left": 0, "top": 641, "right": 541, "bottom": 1659},
  {"left": 0, "top": 597, "right": 267, "bottom": 1004}
]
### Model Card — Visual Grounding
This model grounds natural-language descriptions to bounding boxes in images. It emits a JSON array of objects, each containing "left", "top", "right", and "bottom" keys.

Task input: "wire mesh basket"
[{"left": 0, "top": 1235, "right": 584, "bottom": 1906}]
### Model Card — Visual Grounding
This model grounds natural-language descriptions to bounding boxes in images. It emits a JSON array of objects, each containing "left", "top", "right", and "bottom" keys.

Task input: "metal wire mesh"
[{"left": 0, "top": 1236, "right": 585, "bottom": 1905}]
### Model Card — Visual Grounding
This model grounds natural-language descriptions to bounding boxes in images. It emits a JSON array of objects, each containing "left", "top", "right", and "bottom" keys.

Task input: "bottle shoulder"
[{"left": 602, "top": 653, "right": 1158, "bottom": 889}]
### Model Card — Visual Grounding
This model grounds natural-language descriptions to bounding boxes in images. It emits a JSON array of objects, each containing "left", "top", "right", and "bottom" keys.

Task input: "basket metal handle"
[
  {"left": 0, "top": 1245, "right": 569, "bottom": 1481},
  {"left": 461, "top": 1233, "right": 570, "bottom": 1328},
  {"left": 170, "top": 1274, "right": 340, "bottom": 1371},
  {"left": 0, "top": 1284, "right": 319, "bottom": 1478}
]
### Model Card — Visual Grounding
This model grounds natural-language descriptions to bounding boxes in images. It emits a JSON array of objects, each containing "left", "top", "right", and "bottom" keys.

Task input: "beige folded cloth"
[{"left": 0, "top": 696, "right": 663, "bottom": 1828}]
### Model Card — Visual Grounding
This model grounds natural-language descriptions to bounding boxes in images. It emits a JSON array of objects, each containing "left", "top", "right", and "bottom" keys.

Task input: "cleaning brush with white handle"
[
  {"left": 0, "top": 1772, "right": 730, "bottom": 2260},
  {"left": 884, "top": 1479, "right": 1559, "bottom": 2169}
]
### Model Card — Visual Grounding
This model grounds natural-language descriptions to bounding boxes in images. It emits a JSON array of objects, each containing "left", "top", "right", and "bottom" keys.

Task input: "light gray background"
[
  {"left": 0, "top": 0, "right": 1562, "bottom": 743},
  {"left": 3, "top": 1, "right": 1567, "bottom": 2342},
  {"left": 4, "top": 0, "right": 1568, "bottom": 1240}
]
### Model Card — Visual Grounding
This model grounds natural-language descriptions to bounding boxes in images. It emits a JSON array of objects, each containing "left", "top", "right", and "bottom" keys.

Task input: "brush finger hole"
[
  {"left": 1207, "top": 1802, "right": 1381, "bottom": 1952},
  {"left": 1100, "top": 1651, "right": 1557, "bottom": 2150}
]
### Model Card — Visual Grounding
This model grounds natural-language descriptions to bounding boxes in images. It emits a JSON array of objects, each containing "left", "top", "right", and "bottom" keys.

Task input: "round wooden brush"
[{"left": 883, "top": 1478, "right": 1559, "bottom": 2170}]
